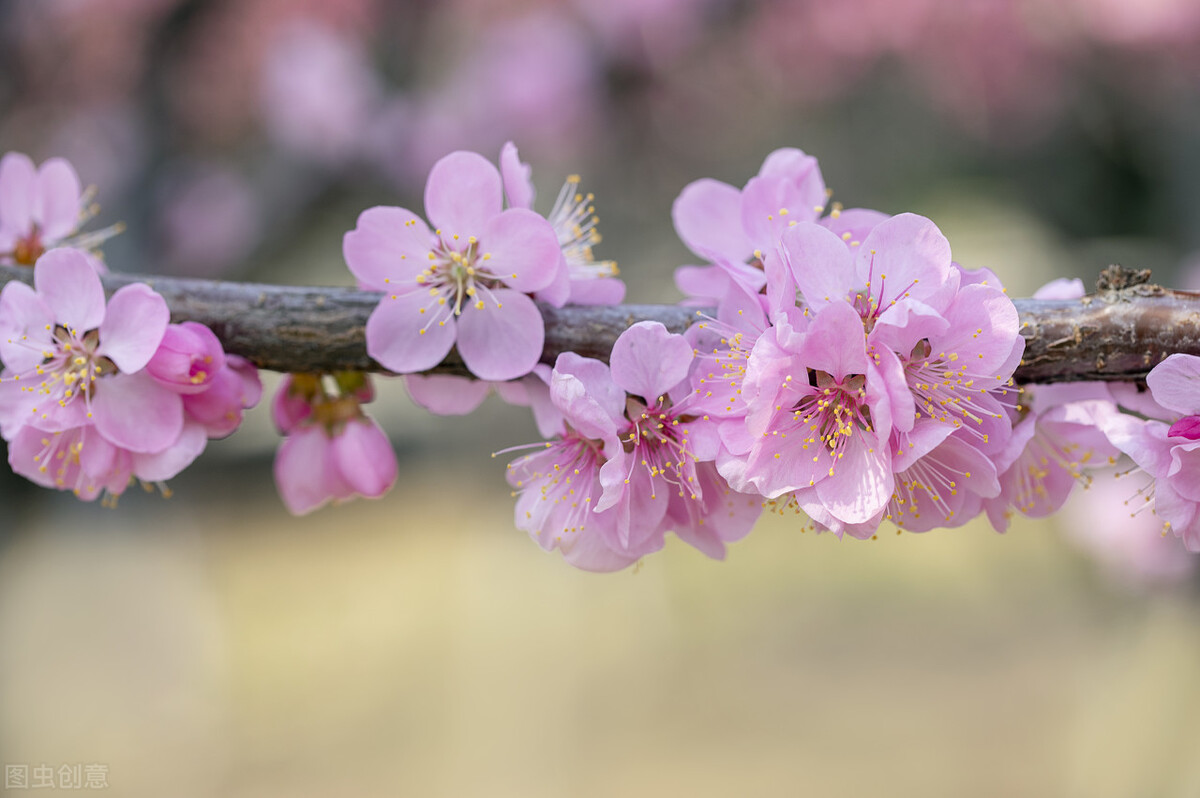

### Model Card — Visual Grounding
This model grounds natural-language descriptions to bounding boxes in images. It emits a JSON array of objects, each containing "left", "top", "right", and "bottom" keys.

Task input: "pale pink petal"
[
  {"left": 797, "top": 301, "right": 869, "bottom": 379},
  {"left": 0, "top": 281, "right": 54, "bottom": 373},
  {"left": 855, "top": 213, "right": 955, "bottom": 311},
  {"left": 404, "top": 374, "right": 491, "bottom": 415},
  {"left": 424, "top": 151, "right": 503, "bottom": 235},
  {"left": 499, "top": 141, "right": 534, "bottom": 210},
  {"left": 132, "top": 420, "right": 208, "bottom": 481},
  {"left": 608, "top": 321, "right": 693, "bottom": 402},
  {"left": 274, "top": 426, "right": 336, "bottom": 515},
  {"left": 35, "top": 158, "right": 83, "bottom": 240},
  {"left": 330, "top": 417, "right": 397, "bottom": 499},
  {"left": 1033, "top": 278, "right": 1086, "bottom": 301},
  {"left": 568, "top": 277, "right": 625, "bottom": 305},
  {"left": 740, "top": 175, "right": 822, "bottom": 254},
  {"left": 1147, "top": 354, "right": 1200, "bottom": 417},
  {"left": 778, "top": 222, "right": 855, "bottom": 307},
  {"left": 97, "top": 284, "right": 170, "bottom": 373},
  {"left": 675, "top": 265, "right": 730, "bottom": 304},
  {"left": 0, "top": 152, "right": 36, "bottom": 233},
  {"left": 533, "top": 256, "right": 571, "bottom": 307},
  {"left": 343, "top": 206, "right": 433, "bottom": 291},
  {"left": 33, "top": 248, "right": 106, "bottom": 331},
  {"left": 480, "top": 208, "right": 560, "bottom": 292},
  {"left": 561, "top": 526, "right": 640, "bottom": 572},
  {"left": 551, "top": 352, "right": 623, "bottom": 438},
  {"left": 814, "top": 432, "right": 893, "bottom": 524},
  {"left": 92, "top": 372, "right": 184, "bottom": 453},
  {"left": 365, "top": 291, "right": 457, "bottom": 374},
  {"left": 455, "top": 289, "right": 544, "bottom": 381},
  {"left": 671, "top": 178, "right": 751, "bottom": 263},
  {"left": 757, "top": 148, "right": 827, "bottom": 207},
  {"left": 819, "top": 207, "right": 888, "bottom": 246}
]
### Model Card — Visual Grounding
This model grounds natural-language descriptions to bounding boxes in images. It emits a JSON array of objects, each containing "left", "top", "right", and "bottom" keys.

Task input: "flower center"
[
  {"left": 411, "top": 233, "right": 510, "bottom": 321},
  {"left": 13, "top": 231, "right": 45, "bottom": 266}
]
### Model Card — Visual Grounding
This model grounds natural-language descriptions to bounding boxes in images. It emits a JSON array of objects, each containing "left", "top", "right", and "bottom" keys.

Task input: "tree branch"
[{"left": 3, "top": 265, "right": 1197, "bottom": 382}]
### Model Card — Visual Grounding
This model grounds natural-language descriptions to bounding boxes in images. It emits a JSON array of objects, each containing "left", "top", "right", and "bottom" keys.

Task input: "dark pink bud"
[
  {"left": 147, "top": 322, "right": 226, "bottom": 394},
  {"left": 1168, "top": 415, "right": 1200, "bottom": 440}
]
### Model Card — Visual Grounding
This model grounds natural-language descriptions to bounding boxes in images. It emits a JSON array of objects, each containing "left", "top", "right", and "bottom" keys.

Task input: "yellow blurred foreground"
[{"left": 2, "top": 465, "right": 1199, "bottom": 797}]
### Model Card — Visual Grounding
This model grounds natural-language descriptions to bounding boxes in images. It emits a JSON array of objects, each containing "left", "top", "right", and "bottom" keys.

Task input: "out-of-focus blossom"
[
  {"left": 344, "top": 150, "right": 561, "bottom": 381},
  {"left": 377, "top": 13, "right": 601, "bottom": 183},
  {"left": 260, "top": 21, "right": 382, "bottom": 165},
  {"left": 157, "top": 165, "right": 261, "bottom": 276},
  {"left": 272, "top": 373, "right": 397, "bottom": 515},
  {"left": 1062, "top": 467, "right": 1197, "bottom": 587},
  {"left": 0, "top": 152, "right": 119, "bottom": 270},
  {"left": 1101, "top": 353, "right": 1200, "bottom": 552},
  {"left": 571, "top": 0, "right": 718, "bottom": 69}
]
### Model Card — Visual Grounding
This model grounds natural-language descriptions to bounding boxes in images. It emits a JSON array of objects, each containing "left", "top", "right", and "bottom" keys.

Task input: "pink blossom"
[
  {"left": 672, "top": 148, "right": 887, "bottom": 306},
  {"left": 4, "top": 309, "right": 260, "bottom": 503},
  {"left": 1062, "top": 468, "right": 1197, "bottom": 587},
  {"left": 499, "top": 142, "right": 625, "bottom": 306},
  {"left": 259, "top": 21, "right": 381, "bottom": 165},
  {"left": 1101, "top": 353, "right": 1200, "bottom": 552},
  {"left": 0, "top": 152, "right": 117, "bottom": 270},
  {"left": 146, "top": 322, "right": 226, "bottom": 394},
  {"left": 271, "top": 374, "right": 397, "bottom": 515},
  {"left": 0, "top": 248, "right": 178, "bottom": 452},
  {"left": 983, "top": 383, "right": 1120, "bottom": 532},
  {"left": 344, "top": 150, "right": 562, "bottom": 381},
  {"left": 723, "top": 212, "right": 1023, "bottom": 535},
  {"left": 506, "top": 322, "right": 760, "bottom": 570}
]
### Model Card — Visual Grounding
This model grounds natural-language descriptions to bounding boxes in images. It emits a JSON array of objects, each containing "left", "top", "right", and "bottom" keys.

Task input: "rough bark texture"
[{"left": 3, "top": 264, "right": 1196, "bottom": 382}]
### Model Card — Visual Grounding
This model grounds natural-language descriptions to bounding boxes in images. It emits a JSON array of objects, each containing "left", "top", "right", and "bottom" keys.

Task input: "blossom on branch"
[
  {"left": 0, "top": 152, "right": 120, "bottom": 271},
  {"left": 344, "top": 150, "right": 562, "bottom": 381}
]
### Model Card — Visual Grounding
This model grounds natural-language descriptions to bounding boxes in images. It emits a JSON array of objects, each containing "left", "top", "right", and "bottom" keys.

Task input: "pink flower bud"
[{"left": 147, "top": 322, "right": 226, "bottom": 394}]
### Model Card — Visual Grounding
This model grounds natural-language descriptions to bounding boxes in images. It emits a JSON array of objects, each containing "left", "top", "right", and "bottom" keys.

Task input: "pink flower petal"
[
  {"left": 132, "top": 420, "right": 208, "bottom": 481},
  {"left": 797, "top": 300, "right": 869, "bottom": 379},
  {"left": 424, "top": 151, "right": 503, "bottom": 235},
  {"left": 0, "top": 152, "right": 36, "bottom": 234},
  {"left": 35, "top": 158, "right": 83, "bottom": 241},
  {"left": 455, "top": 288, "right": 544, "bottom": 381},
  {"left": 0, "top": 280, "right": 54, "bottom": 373},
  {"left": 1147, "top": 354, "right": 1200, "bottom": 417},
  {"left": 330, "top": 417, "right": 397, "bottom": 499},
  {"left": 855, "top": 213, "right": 955, "bottom": 312},
  {"left": 97, "top": 283, "right": 170, "bottom": 373},
  {"left": 778, "top": 222, "right": 855, "bottom": 308},
  {"left": 274, "top": 426, "right": 338, "bottom": 515},
  {"left": 672, "top": 178, "right": 751, "bottom": 264},
  {"left": 404, "top": 374, "right": 491, "bottom": 415},
  {"left": 552, "top": 352, "right": 624, "bottom": 431},
  {"left": 609, "top": 321, "right": 693, "bottom": 402},
  {"left": 499, "top": 141, "right": 535, "bottom": 210},
  {"left": 343, "top": 206, "right": 433, "bottom": 291},
  {"left": 814, "top": 432, "right": 893, "bottom": 524},
  {"left": 365, "top": 290, "right": 457, "bottom": 374},
  {"left": 33, "top": 248, "right": 106, "bottom": 331},
  {"left": 480, "top": 208, "right": 560, "bottom": 293},
  {"left": 92, "top": 372, "right": 184, "bottom": 453}
]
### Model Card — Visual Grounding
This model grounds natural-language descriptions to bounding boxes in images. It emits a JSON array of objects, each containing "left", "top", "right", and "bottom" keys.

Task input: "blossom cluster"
[
  {"left": 0, "top": 144, "right": 1196, "bottom": 581},
  {"left": 0, "top": 248, "right": 259, "bottom": 504}
]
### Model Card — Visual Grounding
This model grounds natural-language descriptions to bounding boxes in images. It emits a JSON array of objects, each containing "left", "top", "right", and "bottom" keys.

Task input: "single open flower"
[{"left": 344, "top": 150, "right": 562, "bottom": 381}]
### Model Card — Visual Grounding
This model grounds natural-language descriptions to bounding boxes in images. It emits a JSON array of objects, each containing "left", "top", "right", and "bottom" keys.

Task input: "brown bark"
[{"left": 3, "top": 264, "right": 1195, "bottom": 382}]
